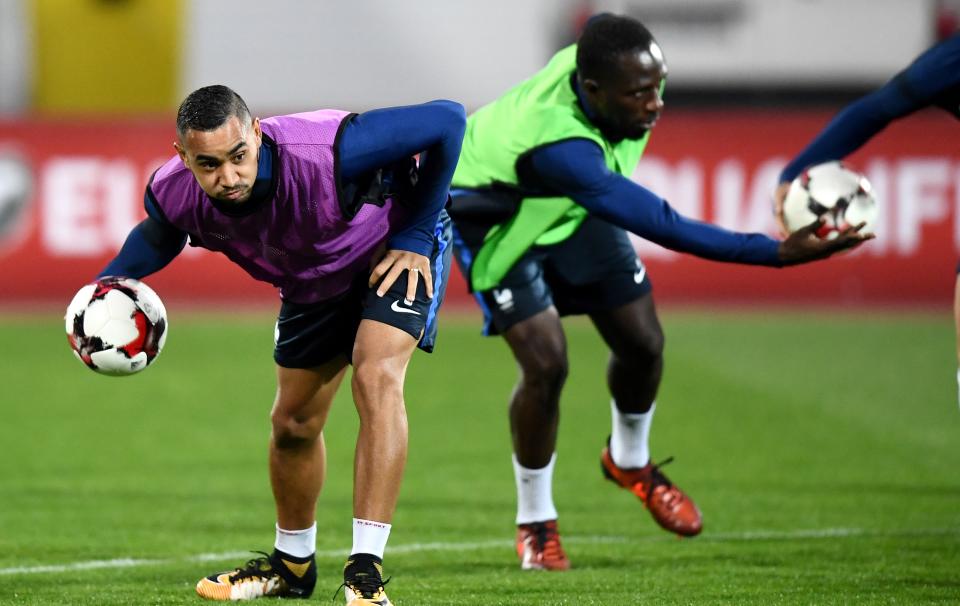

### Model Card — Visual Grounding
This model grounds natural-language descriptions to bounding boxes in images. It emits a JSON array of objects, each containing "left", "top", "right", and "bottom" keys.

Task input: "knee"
[
  {"left": 352, "top": 360, "right": 405, "bottom": 415},
  {"left": 519, "top": 348, "right": 568, "bottom": 396},
  {"left": 622, "top": 326, "right": 665, "bottom": 365},
  {"left": 643, "top": 327, "right": 665, "bottom": 360},
  {"left": 271, "top": 402, "right": 323, "bottom": 450}
]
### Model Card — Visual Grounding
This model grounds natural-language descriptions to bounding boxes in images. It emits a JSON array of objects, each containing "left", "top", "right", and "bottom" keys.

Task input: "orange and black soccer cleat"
[
  {"left": 601, "top": 442, "right": 703, "bottom": 537},
  {"left": 515, "top": 520, "right": 571, "bottom": 571},
  {"left": 195, "top": 550, "right": 316, "bottom": 601}
]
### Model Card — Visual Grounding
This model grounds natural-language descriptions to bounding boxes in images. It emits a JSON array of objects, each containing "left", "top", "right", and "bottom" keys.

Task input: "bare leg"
[
  {"left": 590, "top": 292, "right": 664, "bottom": 414},
  {"left": 590, "top": 293, "right": 702, "bottom": 537},
  {"left": 270, "top": 355, "right": 348, "bottom": 530},
  {"left": 501, "top": 307, "right": 568, "bottom": 469},
  {"left": 350, "top": 319, "right": 419, "bottom": 521}
]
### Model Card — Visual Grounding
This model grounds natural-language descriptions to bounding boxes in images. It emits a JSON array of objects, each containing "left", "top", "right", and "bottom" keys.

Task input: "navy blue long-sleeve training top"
[
  {"left": 100, "top": 101, "right": 465, "bottom": 279},
  {"left": 525, "top": 139, "right": 783, "bottom": 266},
  {"left": 779, "top": 34, "right": 960, "bottom": 184}
]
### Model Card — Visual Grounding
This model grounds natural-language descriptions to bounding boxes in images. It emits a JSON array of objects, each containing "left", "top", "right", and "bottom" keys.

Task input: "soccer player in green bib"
[{"left": 448, "top": 13, "right": 871, "bottom": 571}]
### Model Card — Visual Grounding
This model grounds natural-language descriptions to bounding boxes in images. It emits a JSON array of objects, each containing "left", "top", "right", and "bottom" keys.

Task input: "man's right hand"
[
  {"left": 773, "top": 181, "right": 791, "bottom": 238},
  {"left": 777, "top": 218, "right": 874, "bottom": 266}
]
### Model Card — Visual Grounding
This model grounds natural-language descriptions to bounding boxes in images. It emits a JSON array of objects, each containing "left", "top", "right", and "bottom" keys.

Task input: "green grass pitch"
[{"left": 1, "top": 309, "right": 958, "bottom": 604}]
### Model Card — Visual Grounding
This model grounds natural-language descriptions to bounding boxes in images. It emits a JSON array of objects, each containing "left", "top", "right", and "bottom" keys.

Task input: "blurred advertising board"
[{"left": 0, "top": 110, "right": 957, "bottom": 308}]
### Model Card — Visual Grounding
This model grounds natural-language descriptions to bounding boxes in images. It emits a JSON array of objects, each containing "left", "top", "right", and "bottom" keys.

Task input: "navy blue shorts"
[
  {"left": 451, "top": 209, "right": 651, "bottom": 336},
  {"left": 274, "top": 211, "right": 453, "bottom": 368}
]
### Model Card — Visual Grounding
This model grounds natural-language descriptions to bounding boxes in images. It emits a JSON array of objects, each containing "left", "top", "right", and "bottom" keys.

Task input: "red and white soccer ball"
[
  {"left": 783, "top": 161, "right": 878, "bottom": 238},
  {"left": 65, "top": 277, "right": 168, "bottom": 376}
]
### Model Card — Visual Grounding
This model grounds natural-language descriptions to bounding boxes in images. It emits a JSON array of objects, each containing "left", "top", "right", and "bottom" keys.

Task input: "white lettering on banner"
[
  {"left": 864, "top": 160, "right": 892, "bottom": 255},
  {"left": 712, "top": 159, "right": 743, "bottom": 232},
  {"left": 895, "top": 159, "right": 951, "bottom": 255},
  {"left": 102, "top": 160, "right": 139, "bottom": 250},
  {"left": 632, "top": 157, "right": 704, "bottom": 258},
  {"left": 714, "top": 158, "right": 783, "bottom": 233},
  {"left": 42, "top": 158, "right": 143, "bottom": 257},
  {"left": 43, "top": 158, "right": 102, "bottom": 255}
]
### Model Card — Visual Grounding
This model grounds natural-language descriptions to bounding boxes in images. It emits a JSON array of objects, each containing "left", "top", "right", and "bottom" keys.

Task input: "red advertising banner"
[{"left": 0, "top": 109, "right": 957, "bottom": 309}]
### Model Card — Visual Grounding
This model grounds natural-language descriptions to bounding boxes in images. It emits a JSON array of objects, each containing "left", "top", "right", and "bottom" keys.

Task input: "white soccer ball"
[
  {"left": 65, "top": 277, "right": 168, "bottom": 376},
  {"left": 782, "top": 161, "right": 877, "bottom": 238}
]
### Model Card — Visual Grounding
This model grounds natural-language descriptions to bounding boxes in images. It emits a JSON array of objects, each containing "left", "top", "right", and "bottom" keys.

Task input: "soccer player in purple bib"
[{"left": 99, "top": 85, "right": 465, "bottom": 604}]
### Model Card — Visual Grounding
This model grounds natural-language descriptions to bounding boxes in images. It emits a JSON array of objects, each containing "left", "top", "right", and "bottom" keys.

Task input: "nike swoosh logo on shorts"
[{"left": 390, "top": 300, "right": 421, "bottom": 315}]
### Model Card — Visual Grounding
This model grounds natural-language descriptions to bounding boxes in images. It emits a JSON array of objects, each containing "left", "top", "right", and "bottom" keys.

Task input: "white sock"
[
  {"left": 351, "top": 518, "right": 392, "bottom": 559},
  {"left": 609, "top": 400, "right": 654, "bottom": 468},
  {"left": 275, "top": 522, "right": 316, "bottom": 558},
  {"left": 513, "top": 453, "right": 559, "bottom": 524}
]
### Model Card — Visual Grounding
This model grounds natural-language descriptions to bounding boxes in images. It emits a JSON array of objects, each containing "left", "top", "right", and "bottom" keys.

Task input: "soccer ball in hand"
[
  {"left": 782, "top": 161, "right": 877, "bottom": 238},
  {"left": 65, "top": 277, "right": 168, "bottom": 376}
]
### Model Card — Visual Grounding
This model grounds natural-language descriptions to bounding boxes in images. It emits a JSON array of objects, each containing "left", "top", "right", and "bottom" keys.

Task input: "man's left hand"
[
  {"left": 369, "top": 249, "right": 434, "bottom": 301},
  {"left": 777, "top": 218, "right": 875, "bottom": 266}
]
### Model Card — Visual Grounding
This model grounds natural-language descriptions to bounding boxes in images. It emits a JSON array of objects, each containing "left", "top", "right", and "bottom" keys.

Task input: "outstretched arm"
[
  {"left": 338, "top": 100, "right": 466, "bottom": 299},
  {"left": 528, "top": 139, "right": 868, "bottom": 267},
  {"left": 98, "top": 191, "right": 187, "bottom": 279}
]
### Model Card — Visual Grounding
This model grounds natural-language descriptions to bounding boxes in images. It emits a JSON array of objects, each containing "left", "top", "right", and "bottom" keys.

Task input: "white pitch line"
[
  {"left": 701, "top": 526, "right": 960, "bottom": 541},
  {"left": 1, "top": 527, "right": 956, "bottom": 576},
  {"left": 0, "top": 558, "right": 162, "bottom": 575}
]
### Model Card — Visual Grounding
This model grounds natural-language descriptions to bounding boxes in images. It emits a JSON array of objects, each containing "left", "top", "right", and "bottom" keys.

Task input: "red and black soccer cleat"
[
  {"left": 601, "top": 444, "right": 703, "bottom": 537},
  {"left": 515, "top": 520, "right": 571, "bottom": 571}
]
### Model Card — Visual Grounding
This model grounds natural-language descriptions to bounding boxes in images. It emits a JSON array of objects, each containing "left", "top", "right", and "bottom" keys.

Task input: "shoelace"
[
  {"left": 333, "top": 572, "right": 391, "bottom": 600},
  {"left": 531, "top": 523, "right": 565, "bottom": 559},
  {"left": 232, "top": 551, "right": 276, "bottom": 582},
  {"left": 627, "top": 456, "right": 676, "bottom": 503},
  {"left": 647, "top": 456, "right": 676, "bottom": 489},
  {"left": 647, "top": 456, "right": 691, "bottom": 511}
]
